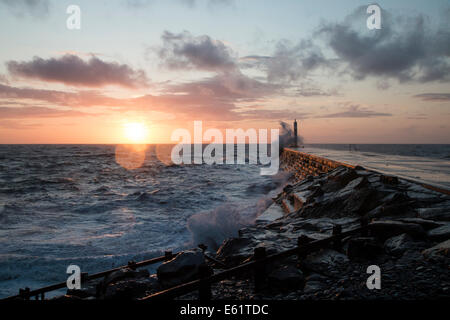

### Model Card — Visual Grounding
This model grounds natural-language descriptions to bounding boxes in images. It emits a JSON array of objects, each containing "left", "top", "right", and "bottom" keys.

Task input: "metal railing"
[
  {"left": 141, "top": 223, "right": 369, "bottom": 301},
  {"left": 2, "top": 250, "right": 179, "bottom": 301}
]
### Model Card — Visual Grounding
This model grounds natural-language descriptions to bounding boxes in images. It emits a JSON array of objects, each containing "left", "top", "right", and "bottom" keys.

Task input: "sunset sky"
[{"left": 0, "top": 0, "right": 449, "bottom": 144}]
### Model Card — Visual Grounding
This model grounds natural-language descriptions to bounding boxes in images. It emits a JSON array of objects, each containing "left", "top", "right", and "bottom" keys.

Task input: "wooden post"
[
  {"left": 19, "top": 287, "right": 30, "bottom": 300},
  {"left": 81, "top": 272, "right": 89, "bottom": 284},
  {"left": 164, "top": 250, "right": 173, "bottom": 261},
  {"left": 332, "top": 225, "right": 342, "bottom": 250},
  {"left": 198, "top": 264, "right": 212, "bottom": 301},
  {"left": 253, "top": 247, "right": 267, "bottom": 292},
  {"left": 127, "top": 260, "right": 137, "bottom": 270}
]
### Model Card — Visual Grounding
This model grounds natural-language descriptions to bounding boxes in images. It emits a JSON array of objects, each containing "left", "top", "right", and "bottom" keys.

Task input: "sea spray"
[
  {"left": 279, "top": 121, "right": 304, "bottom": 151},
  {"left": 187, "top": 171, "right": 290, "bottom": 251}
]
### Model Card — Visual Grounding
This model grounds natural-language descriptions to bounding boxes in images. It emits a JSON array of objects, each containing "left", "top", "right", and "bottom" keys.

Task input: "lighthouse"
[{"left": 294, "top": 119, "right": 298, "bottom": 147}]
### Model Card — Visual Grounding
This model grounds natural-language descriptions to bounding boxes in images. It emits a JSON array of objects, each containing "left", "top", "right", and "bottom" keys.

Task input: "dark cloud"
[
  {"left": 414, "top": 93, "right": 450, "bottom": 102},
  {"left": 158, "top": 31, "right": 237, "bottom": 72},
  {"left": 241, "top": 39, "right": 332, "bottom": 83},
  {"left": 0, "top": 0, "right": 50, "bottom": 18},
  {"left": 6, "top": 55, "right": 149, "bottom": 88},
  {"left": 316, "top": 105, "right": 392, "bottom": 118},
  {"left": 295, "top": 83, "right": 338, "bottom": 97},
  {"left": 317, "top": 5, "right": 450, "bottom": 83}
]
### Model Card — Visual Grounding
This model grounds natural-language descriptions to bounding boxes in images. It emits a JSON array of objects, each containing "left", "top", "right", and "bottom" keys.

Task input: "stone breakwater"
[
  {"left": 280, "top": 148, "right": 353, "bottom": 182},
  {"left": 52, "top": 151, "right": 450, "bottom": 300}
]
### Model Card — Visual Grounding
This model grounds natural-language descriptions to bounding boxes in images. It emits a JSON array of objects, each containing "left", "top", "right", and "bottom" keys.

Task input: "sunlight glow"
[{"left": 123, "top": 122, "right": 148, "bottom": 144}]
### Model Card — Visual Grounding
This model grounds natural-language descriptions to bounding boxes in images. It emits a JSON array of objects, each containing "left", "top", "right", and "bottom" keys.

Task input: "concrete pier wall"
[{"left": 280, "top": 148, "right": 354, "bottom": 182}]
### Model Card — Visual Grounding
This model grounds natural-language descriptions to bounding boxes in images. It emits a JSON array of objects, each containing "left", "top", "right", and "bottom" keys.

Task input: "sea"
[{"left": 0, "top": 143, "right": 449, "bottom": 298}]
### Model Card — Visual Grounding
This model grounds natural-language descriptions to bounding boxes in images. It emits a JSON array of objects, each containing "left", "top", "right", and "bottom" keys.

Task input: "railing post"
[
  {"left": 332, "top": 225, "right": 342, "bottom": 250},
  {"left": 164, "top": 250, "right": 173, "bottom": 261},
  {"left": 127, "top": 260, "right": 137, "bottom": 270},
  {"left": 198, "top": 264, "right": 212, "bottom": 301},
  {"left": 19, "top": 287, "right": 30, "bottom": 300},
  {"left": 253, "top": 247, "right": 266, "bottom": 292},
  {"left": 81, "top": 272, "right": 89, "bottom": 284}
]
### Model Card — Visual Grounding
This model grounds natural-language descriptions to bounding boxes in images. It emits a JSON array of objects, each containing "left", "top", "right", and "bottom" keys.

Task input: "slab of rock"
[
  {"left": 417, "top": 205, "right": 450, "bottom": 221},
  {"left": 216, "top": 237, "right": 254, "bottom": 267},
  {"left": 346, "top": 237, "right": 383, "bottom": 259},
  {"left": 422, "top": 239, "right": 450, "bottom": 258},
  {"left": 427, "top": 224, "right": 450, "bottom": 241},
  {"left": 268, "top": 265, "right": 304, "bottom": 291},
  {"left": 157, "top": 250, "right": 206, "bottom": 288},
  {"left": 369, "top": 220, "right": 425, "bottom": 239},
  {"left": 398, "top": 218, "right": 443, "bottom": 230},
  {"left": 256, "top": 202, "right": 284, "bottom": 223}
]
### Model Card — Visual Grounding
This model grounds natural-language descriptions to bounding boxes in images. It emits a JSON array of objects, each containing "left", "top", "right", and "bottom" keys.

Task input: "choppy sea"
[{"left": 0, "top": 144, "right": 449, "bottom": 298}]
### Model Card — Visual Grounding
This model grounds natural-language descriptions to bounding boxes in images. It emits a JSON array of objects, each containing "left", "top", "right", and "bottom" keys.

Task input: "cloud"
[
  {"left": 413, "top": 93, "right": 450, "bottom": 102},
  {"left": 316, "top": 105, "right": 392, "bottom": 118},
  {"left": 124, "top": 0, "right": 232, "bottom": 9},
  {"left": 241, "top": 39, "right": 332, "bottom": 83},
  {"left": 0, "top": 119, "right": 40, "bottom": 129},
  {"left": 0, "top": 106, "right": 92, "bottom": 119},
  {"left": 0, "top": 0, "right": 50, "bottom": 18},
  {"left": 157, "top": 31, "right": 237, "bottom": 72},
  {"left": 317, "top": 5, "right": 450, "bottom": 83},
  {"left": 0, "top": 84, "right": 124, "bottom": 107},
  {"left": 6, "top": 55, "right": 149, "bottom": 88}
]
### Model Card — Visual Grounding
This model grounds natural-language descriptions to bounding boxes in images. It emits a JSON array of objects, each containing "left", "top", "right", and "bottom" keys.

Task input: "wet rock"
[
  {"left": 301, "top": 249, "right": 349, "bottom": 276},
  {"left": 422, "top": 239, "right": 450, "bottom": 258},
  {"left": 303, "top": 280, "right": 327, "bottom": 294},
  {"left": 369, "top": 220, "right": 425, "bottom": 240},
  {"left": 417, "top": 204, "right": 450, "bottom": 221},
  {"left": 384, "top": 233, "right": 415, "bottom": 257},
  {"left": 427, "top": 224, "right": 450, "bottom": 241},
  {"left": 398, "top": 218, "right": 443, "bottom": 230},
  {"left": 268, "top": 265, "right": 304, "bottom": 291},
  {"left": 103, "top": 275, "right": 159, "bottom": 300},
  {"left": 346, "top": 237, "right": 383, "bottom": 259},
  {"left": 256, "top": 202, "right": 284, "bottom": 223},
  {"left": 102, "top": 267, "right": 149, "bottom": 288},
  {"left": 157, "top": 250, "right": 206, "bottom": 288},
  {"left": 216, "top": 237, "right": 254, "bottom": 267}
]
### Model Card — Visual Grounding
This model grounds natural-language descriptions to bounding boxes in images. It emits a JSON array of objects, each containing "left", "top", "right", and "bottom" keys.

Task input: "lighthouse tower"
[{"left": 294, "top": 119, "right": 298, "bottom": 147}]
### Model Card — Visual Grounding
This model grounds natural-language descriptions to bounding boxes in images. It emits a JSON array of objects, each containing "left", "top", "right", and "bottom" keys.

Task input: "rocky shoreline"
[{"left": 54, "top": 164, "right": 449, "bottom": 300}]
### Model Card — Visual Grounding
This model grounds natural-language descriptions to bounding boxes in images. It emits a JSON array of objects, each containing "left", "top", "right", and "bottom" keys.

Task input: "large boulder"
[
  {"left": 300, "top": 249, "right": 349, "bottom": 276},
  {"left": 268, "top": 265, "right": 304, "bottom": 291},
  {"left": 157, "top": 250, "right": 206, "bottom": 288},
  {"left": 427, "top": 224, "right": 450, "bottom": 242}
]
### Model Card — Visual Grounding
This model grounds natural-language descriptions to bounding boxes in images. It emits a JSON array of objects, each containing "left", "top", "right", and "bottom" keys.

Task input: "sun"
[{"left": 123, "top": 122, "right": 148, "bottom": 143}]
